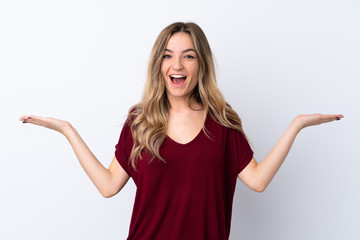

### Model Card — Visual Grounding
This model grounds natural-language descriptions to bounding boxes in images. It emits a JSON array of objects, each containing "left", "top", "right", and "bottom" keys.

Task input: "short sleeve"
[
  {"left": 234, "top": 130, "right": 254, "bottom": 174},
  {"left": 115, "top": 122, "right": 133, "bottom": 177}
]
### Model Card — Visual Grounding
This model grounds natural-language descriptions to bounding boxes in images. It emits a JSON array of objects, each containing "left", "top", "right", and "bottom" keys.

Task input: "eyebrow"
[{"left": 164, "top": 48, "right": 197, "bottom": 53}]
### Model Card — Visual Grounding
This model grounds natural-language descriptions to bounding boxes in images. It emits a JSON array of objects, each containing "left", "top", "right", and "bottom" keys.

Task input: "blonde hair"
[{"left": 128, "top": 22, "right": 248, "bottom": 169}]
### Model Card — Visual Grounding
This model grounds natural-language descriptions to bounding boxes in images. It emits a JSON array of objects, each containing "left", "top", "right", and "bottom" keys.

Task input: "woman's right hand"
[{"left": 19, "top": 115, "right": 72, "bottom": 136}]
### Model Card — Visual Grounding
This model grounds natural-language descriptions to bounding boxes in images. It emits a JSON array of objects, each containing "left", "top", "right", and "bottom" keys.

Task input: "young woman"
[{"left": 20, "top": 22, "right": 343, "bottom": 240}]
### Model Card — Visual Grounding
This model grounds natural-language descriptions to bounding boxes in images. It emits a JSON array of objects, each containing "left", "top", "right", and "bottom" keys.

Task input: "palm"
[
  {"left": 296, "top": 114, "right": 344, "bottom": 129},
  {"left": 19, "top": 115, "right": 71, "bottom": 135}
]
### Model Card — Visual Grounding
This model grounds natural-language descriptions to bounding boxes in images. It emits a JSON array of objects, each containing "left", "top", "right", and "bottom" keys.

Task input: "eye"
[
  {"left": 185, "top": 55, "right": 195, "bottom": 59},
  {"left": 163, "top": 54, "right": 171, "bottom": 59}
]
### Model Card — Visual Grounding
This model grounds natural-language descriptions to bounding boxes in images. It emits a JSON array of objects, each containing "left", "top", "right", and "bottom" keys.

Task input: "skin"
[
  {"left": 161, "top": 32, "right": 206, "bottom": 144},
  {"left": 19, "top": 32, "right": 344, "bottom": 197},
  {"left": 162, "top": 32, "right": 199, "bottom": 105}
]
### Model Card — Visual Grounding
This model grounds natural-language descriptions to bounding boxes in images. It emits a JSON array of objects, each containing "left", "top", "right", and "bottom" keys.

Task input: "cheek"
[
  {"left": 161, "top": 66, "right": 169, "bottom": 85},
  {"left": 190, "top": 64, "right": 200, "bottom": 80},
  {"left": 161, "top": 63, "right": 169, "bottom": 76},
  {"left": 190, "top": 62, "right": 199, "bottom": 75}
]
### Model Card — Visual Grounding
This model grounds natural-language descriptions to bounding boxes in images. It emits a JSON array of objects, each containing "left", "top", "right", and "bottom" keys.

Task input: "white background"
[{"left": 1, "top": 0, "right": 359, "bottom": 239}]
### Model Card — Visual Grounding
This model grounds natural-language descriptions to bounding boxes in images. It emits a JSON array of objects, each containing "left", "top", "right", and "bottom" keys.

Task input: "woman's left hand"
[{"left": 294, "top": 113, "right": 344, "bottom": 130}]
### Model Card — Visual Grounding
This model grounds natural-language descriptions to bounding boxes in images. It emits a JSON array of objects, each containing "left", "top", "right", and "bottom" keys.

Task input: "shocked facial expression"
[{"left": 161, "top": 32, "right": 199, "bottom": 102}]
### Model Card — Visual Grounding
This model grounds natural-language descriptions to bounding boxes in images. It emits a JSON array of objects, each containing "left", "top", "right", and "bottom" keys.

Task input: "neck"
[{"left": 167, "top": 95, "right": 202, "bottom": 113}]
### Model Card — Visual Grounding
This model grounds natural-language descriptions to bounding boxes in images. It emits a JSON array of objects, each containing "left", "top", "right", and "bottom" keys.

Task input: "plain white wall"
[{"left": 1, "top": 0, "right": 359, "bottom": 239}]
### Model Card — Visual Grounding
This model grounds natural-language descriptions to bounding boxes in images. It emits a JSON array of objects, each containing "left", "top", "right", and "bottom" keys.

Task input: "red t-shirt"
[{"left": 115, "top": 113, "right": 253, "bottom": 240}]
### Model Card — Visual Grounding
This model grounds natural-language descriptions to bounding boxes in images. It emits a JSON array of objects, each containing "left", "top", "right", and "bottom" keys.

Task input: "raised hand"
[
  {"left": 238, "top": 113, "right": 344, "bottom": 192},
  {"left": 19, "top": 114, "right": 129, "bottom": 197},
  {"left": 19, "top": 115, "right": 72, "bottom": 136},
  {"left": 294, "top": 113, "right": 344, "bottom": 130}
]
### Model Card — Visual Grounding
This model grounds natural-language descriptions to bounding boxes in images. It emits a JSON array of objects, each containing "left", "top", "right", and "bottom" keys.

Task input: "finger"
[
  {"left": 318, "top": 114, "right": 344, "bottom": 124},
  {"left": 320, "top": 114, "right": 343, "bottom": 120},
  {"left": 27, "top": 118, "right": 50, "bottom": 127},
  {"left": 20, "top": 115, "right": 49, "bottom": 126},
  {"left": 19, "top": 116, "right": 33, "bottom": 123},
  {"left": 19, "top": 115, "right": 32, "bottom": 121},
  {"left": 320, "top": 118, "right": 336, "bottom": 124},
  {"left": 19, "top": 115, "right": 44, "bottom": 121},
  {"left": 335, "top": 114, "right": 344, "bottom": 120}
]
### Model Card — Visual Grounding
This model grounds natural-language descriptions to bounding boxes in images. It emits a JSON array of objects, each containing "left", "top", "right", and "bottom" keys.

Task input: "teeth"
[{"left": 170, "top": 75, "right": 186, "bottom": 78}]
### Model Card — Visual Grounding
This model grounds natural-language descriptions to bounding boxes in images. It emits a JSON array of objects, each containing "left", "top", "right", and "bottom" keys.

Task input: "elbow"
[
  {"left": 99, "top": 187, "right": 118, "bottom": 198},
  {"left": 98, "top": 177, "right": 127, "bottom": 198},
  {"left": 101, "top": 192, "right": 114, "bottom": 198},
  {"left": 253, "top": 185, "right": 266, "bottom": 193},
  {"left": 251, "top": 182, "right": 268, "bottom": 193}
]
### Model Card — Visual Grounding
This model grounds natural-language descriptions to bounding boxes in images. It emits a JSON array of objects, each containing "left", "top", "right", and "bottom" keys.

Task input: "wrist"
[
  {"left": 290, "top": 116, "right": 304, "bottom": 133},
  {"left": 62, "top": 122, "right": 75, "bottom": 138}
]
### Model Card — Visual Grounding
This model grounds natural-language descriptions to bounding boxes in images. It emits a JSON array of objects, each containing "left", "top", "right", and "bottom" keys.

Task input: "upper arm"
[
  {"left": 237, "top": 157, "right": 263, "bottom": 192},
  {"left": 106, "top": 155, "right": 130, "bottom": 197}
]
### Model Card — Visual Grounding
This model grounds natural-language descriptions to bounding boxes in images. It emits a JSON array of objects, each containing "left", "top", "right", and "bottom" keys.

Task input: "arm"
[
  {"left": 238, "top": 113, "right": 343, "bottom": 192},
  {"left": 19, "top": 115, "right": 130, "bottom": 198}
]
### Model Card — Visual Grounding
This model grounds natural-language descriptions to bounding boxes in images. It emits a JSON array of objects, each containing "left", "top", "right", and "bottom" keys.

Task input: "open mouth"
[{"left": 170, "top": 74, "right": 187, "bottom": 85}]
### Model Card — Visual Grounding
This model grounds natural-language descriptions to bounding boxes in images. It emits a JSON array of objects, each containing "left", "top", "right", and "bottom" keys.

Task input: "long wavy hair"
[{"left": 128, "top": 22, "right": 248, "bottom": 169}]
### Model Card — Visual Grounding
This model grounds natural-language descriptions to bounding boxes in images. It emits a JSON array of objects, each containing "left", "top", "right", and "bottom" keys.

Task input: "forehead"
[{"left": 166, "top": 32, "right": 195, "bottom": 51}]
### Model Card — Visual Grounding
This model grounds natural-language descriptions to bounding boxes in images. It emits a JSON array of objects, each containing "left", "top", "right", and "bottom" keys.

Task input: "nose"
[{"left": 172, "top": 57, "right": 184, "bottom": 70}]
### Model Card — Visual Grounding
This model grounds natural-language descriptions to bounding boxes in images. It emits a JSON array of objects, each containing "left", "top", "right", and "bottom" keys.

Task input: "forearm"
[
  {"left": 239, "top": 113, "right": 342, "bottom": 192},
  {"left": 63, "top": 124, "right": 114, "bottom": 197},
  {"left": 255, "top": 118, "right": 302, "bottom": 190}
]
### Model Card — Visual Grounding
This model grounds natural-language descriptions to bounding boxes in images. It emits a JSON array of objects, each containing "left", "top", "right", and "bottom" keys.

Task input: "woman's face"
[{"left": 161, "top": 32, "right": 199, "bottom": 102}]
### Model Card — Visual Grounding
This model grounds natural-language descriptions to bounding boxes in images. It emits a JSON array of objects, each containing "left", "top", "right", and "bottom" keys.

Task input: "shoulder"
[
  {"left": 124, "top": 104, "right": 142, "bottom": 125},
  {"left": 207, "top": 108, "right": 237, "bottom": 130},
  {"left": 118, "top": 105, "right": 141, "bottom": 139},
  {"left": 206, "top": 112, "right": 230, "bottom": 136}
]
